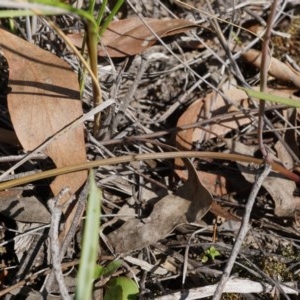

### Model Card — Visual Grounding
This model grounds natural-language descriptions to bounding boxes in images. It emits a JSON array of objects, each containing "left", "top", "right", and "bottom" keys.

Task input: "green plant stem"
[
  {"left": 238, "top": 87, "right": 300, "bottom": 108},
  {"left": 86, "top": 20, "right": 102, "bottom": 136},
  {"left": 96, "top": 0, "right": 107, "bottom": 25},
  {"left": 75, "top": 171, "right": 101, "bottom": 300},
  {"left": 98, "top": 0, "right": 124, "bottom": 37},
  {"left": 0, "top": 151, "right": 299, "bottom": 191}
]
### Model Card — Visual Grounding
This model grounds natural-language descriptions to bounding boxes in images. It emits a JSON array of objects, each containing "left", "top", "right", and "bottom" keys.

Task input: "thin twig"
[
  {"left": 46, "top": 188, "right": 72, "bottom": 300},
  {"left": 258, "top": 0, "right": 278, "bottom": 158},
  {"left": 12, "top": 226, "right": 48, "bottom": 283},
  {"left": 212, "top": 164, "right": 271, "bottom": 300},
  {"left": 43, "top": 181, "right": 89, "bottom": 291},
  {"left": 112, "top": 55, "right": 148, "bottom": 134},
  {"left": 182, "top": 226, "right": 210, "bottom": 285}
]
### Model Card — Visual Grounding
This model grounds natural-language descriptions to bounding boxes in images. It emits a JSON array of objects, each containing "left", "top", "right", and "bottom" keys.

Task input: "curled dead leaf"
[{"left": 242, "top": 49, "right": 300, "bottom": 88}]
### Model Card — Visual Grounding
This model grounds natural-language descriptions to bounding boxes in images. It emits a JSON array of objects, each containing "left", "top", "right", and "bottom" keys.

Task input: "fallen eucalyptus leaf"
[
  {"left": 242, "top": 49, "right": 300, "bottom": 88},
  {"left": 69, "top": 17, "right": 197, "bottom": 57},
  {"left": 0, "top": 28, "right": 87, "bottom": 197},
  {"left": 108, "top": 158, "right": 212, "bottom": 253},
  {"left": 226, "top": 139, "right": 298, "bottom": 216}
]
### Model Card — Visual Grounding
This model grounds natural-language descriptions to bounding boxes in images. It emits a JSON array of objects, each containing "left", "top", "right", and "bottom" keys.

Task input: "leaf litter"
[{"left": 1, "top": 1, "right": 300, "bottom": 299}]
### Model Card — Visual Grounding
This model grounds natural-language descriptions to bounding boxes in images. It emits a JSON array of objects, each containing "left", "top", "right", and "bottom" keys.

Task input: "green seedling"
[{"left": 201, "top": 246, "right": 221, "bottom": 263}]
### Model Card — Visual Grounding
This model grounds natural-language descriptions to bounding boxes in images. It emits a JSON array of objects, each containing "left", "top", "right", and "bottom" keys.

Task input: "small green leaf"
[
  {"left": 94, "top": 265, "right": 105, "bottom": 279},
  {"left": 94, "top": 260, "right": 123, "bottom": 279},
  {"left": 104, "top": 277, "right": 139, "bottom": 300},
  {"left": 239, "top": 87, "right": 300, "bottom": 108},
  {"left": 102, "top": 260, "right": 123, "bottom": 277},
  {"left": 205, "top": 246, "right": 220, "bottom": 260},
  {"left": 201, "top": 255, "right": 208, "bottom": 263}
]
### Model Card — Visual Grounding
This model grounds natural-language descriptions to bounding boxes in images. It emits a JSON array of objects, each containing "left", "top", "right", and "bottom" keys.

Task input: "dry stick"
[
  {"left": 205, "top": 0, "right": 247, "bottom": 83},
  {"left": 12, "top": 227, "right": 48, "bottom": 284},
  {"left": 86, "top": 22, "right": 102, "bottom": 136},
  {"left": 125, "top": 0, "right": 236, "bottom": 105},
  {"left": 112, "top": 55, "right": 148, "bottom": 133},
  {"left": 212, "top": 163, "right": 271, "bottom": 300},
  {"left": 100, "top": 104, "right": 287, "bottom": 145},
  {"left": 47, "top": 188, "right": 72, "bottom": 300},
  {"left": 156, "top": 278, "right": 297, "bottom": 300},
  {"left": 258, "top": 0, "right": 278, "bottom": 158},
  {"left": 182, "top": 226, "right": 211, "bottom": 285},
  {"left": 0, "top": 150, "right": 299, "bottom": 191},
  {"left": 43, "top": 181, "right": 89, "bottom": 292},
  {"left": 0, "top": 153, "right": 47, "bottom": 163},
  {"left": 0, "top": 260, "right": 78, "bottom": 298}
]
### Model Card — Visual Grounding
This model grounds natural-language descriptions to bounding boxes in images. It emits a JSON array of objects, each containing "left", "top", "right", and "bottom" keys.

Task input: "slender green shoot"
[
  {"left": 96, "top": 0, "right": 108, "bottom": 26},
  {"left": 239, "top": 87, "right": 300, "bottom": 109},
  {"left": 75, "top": 171, "right": 102, "bottom": 300},
  {"left": 99, "top": 0, "right": 124, "bottom": 37}
]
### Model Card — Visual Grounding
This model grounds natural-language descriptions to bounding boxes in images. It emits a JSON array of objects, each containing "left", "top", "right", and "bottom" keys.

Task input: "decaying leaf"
[
  {"left": 68, "top": 17, "right": 197, "bottom": 57},
  {"left": 0, "top": 28, "right": 87, "bottom": 197},
  {"left": 226, "top": 139, "right": 299, "bottom": 217},
  {"left": 107, "top": 158, "right": 212, "bottom": 253},
  {"left": 176, "top": 87, "right": 252, "bottom": 153},
  {"left": 175, "top": 86, "right": 252, "bottom": 178}
]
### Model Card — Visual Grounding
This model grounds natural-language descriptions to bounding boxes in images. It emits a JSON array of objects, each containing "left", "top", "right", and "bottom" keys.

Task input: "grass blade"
[{"left": 240, "top": 87, "right": 300, "bottom": 108}]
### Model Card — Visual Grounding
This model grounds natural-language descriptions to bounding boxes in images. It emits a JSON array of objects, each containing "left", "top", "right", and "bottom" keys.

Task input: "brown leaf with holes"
[
  {"left": 108, "top": 158, "right": 212, "bottom": 253},
  {"left": 0, "top": 28, "right": 87, "bottom": 196},
  {"left": 68, "top": 17, "right": 197, "bottom": 57}
]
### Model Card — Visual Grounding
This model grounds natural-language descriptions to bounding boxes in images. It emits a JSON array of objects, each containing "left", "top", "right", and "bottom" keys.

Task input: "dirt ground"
[{"left": 1, "top": 0, "right": 300, "bottom": 299}]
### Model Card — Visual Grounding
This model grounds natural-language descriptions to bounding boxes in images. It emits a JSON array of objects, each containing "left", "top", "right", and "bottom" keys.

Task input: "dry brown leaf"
[
  {"left": 69, "top": 17, "right": 196, "bottom": 57},
  {"left": 242, "top": 49, "right": 300, "bottom": 88},
  {"left": 0, "top": 28, "right": 87, "bottom": 196},
  {"left": 176, "top": 88, "right": 251, "bottom": 151},
  {"left": 226, "top": 139, "right": 299, "bottom": 217},
  {"left": 107, "top": 158, "right": 212, "bottom": 253},
  {"left": 274, "top": 140, "right": 294, "bottom": 170},
  {"left": 175, "top": 87, "right": 252, "bottom": 174},
  {"left": 0, "top": 190, "right": 50, "bottom": 224},
  {"left": 176, "top": 98, "right": 206, "bottom": 151},
  {"left": 100, "top": 17, "right": 197, "bottom": 57}
]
